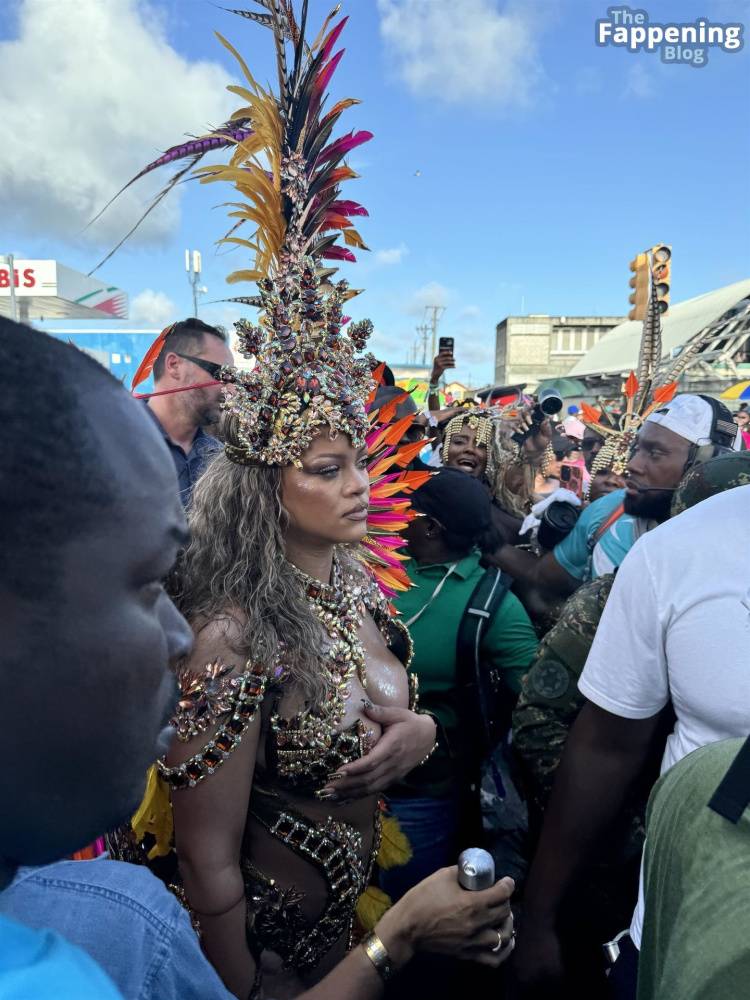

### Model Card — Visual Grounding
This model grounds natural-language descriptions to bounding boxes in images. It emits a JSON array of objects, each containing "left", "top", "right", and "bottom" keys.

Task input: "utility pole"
[
  {"left": 415, "top": 322, "right": 430, "bottom": 365},
  {"left": 185, "top": 249, "right": 207, "bottom": 317},
  {"left": 424, "top": 304, "right": 446, "bottom": 359}
]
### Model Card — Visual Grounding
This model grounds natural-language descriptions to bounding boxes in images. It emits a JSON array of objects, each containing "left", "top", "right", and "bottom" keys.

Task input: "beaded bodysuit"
[{"left": 152, "top": 556, "right": 414, "bottom": 982}]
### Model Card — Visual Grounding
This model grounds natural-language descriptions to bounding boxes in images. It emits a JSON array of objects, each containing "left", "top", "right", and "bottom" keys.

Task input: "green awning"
[{"left": 536, "top": 377, "right": 588, "bottom": 399}]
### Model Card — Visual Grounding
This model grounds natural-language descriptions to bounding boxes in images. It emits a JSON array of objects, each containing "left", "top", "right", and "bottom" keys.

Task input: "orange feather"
[
  {"left": 399, "top": 470, "right": 432, "bottom": 490},
  {"left": 131, "top": 324, "right": 174, "bottom": 390},
  {"left": 381, "top": 413, "right": 416, "bottom": 447},
  {"left": 366, "top": 363, "right": 386, "bottom": 406},
  {"left": 652, "top": 382, "right": 678, "bottom": 404},
  {"left": 394, "top": 439, "right": 427, "bottom": 466},
  {"left": 581, "top": 402, "right": 602, "bottom": 424},
  {"left": 378, "top": 392, "right": 410, "bottom": 425},
  {"left": 623, "top": 372, "right": 639, "bottom": 399}
]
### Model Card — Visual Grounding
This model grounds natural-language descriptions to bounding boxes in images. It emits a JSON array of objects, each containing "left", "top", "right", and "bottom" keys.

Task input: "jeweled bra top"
[{"left": 158, "top": 554, "right": 413, "bottom": 794}]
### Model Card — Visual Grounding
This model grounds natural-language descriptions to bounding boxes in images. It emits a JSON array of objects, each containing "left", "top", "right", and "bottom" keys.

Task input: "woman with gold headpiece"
[
  {"left": 442, "top": 405, "right": 553, "bottom": 542},
  {"left": 101, "top": 4, "right": 517, "bottom": 997}
]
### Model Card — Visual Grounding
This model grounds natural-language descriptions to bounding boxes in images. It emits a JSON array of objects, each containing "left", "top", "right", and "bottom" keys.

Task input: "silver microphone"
[{"left": 457, "top": 848, "right": 495, "bottom": 890}]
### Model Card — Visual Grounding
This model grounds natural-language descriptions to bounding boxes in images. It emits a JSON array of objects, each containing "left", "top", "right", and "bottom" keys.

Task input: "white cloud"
[
  {"left": 405, "top": 281, "right": 451, "bottom": 314},
  {"left": 623, "top": 63, "right": 654, "bottom": 99},
  {"left": 460, "top": 304, "right": 482, "bottom": 320},
  {"left": 0, "top": 0, "right": 232, "bottom": 247},
  {"left": 130, "top": 289, "right": 177, "bottom": 327},
  {"left": 377, "top": 0, "right": 546, "bottom": 107},
  {"left": 375, "top": 243, "right": 409, "bottom": 266}
]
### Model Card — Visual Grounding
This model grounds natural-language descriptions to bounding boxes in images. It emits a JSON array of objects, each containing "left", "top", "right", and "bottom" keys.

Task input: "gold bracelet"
[{"left": 362, "top": 931, "right": 395, "bottom": 982}]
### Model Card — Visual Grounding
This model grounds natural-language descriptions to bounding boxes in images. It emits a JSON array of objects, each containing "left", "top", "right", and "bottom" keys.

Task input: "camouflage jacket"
[{"left": 512, "top": 574, "right": 615, "bottom": 818}]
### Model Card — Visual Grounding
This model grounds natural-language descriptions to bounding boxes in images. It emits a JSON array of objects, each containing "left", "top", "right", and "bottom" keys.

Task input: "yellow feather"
[
  {"left": 343, "top": 228, "right": 369, "bottom": 250},
  {"left": 217, "top": 236, "right": 258, "bottom": 251},
  {"left": 227, "top": 269, "right": 265, "bottom": 284},
  {"left": 377, "top": 815, "right": 412, "bottom": 870},
  {"left": 355, "top": 885, "right": 392, "bottom": 932},
  {"left": 130, "top": 766, "right": 173, "bottom": 860}
]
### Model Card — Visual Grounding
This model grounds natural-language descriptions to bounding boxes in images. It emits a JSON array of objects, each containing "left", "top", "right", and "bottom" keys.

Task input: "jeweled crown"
[{"left": 222, "top": 253, "right": 377, "bottom": 467}]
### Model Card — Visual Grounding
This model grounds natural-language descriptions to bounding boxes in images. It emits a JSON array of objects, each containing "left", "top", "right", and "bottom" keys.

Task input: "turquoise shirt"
[
  {"left": 554, "top": 489, "right": 638, "bottom": 581},
  {"left": 0, "top": 912, "right": 123, "bottom": 999},
  {"left": 393, "top": 551, "right": 538, "bottom": 796}
]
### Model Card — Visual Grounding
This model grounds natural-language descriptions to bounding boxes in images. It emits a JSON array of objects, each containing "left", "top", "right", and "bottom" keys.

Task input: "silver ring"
[{"left": 491, "top": 930, "right": 504, "bottom": 953}]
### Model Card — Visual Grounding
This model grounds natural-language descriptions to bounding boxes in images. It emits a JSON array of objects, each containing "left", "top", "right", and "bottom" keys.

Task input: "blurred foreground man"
[
  {"left": 0, "top": 316, "right": 194, "bottom": 996},
  {"left": 637, "top": 736, "right": 750, "bottom": 1000}
]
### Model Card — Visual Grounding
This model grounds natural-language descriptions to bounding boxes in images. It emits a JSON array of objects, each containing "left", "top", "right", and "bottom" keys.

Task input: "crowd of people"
[
  {"left": 3, "top": 5, "right": 750, "bottom": 1000},
  {"left": 4, "top": 309, "right": 750, "bottom": 1000}
]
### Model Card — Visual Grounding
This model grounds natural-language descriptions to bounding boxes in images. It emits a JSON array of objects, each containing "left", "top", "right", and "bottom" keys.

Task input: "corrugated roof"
[{"left": 570, "top": 279, "right": 750, "bottom": 377}]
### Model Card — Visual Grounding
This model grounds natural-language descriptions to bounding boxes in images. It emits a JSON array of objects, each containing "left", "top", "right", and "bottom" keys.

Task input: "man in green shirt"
[
  {"left": 638, "top": 737, "right": 750, "bottom": 1000},
  {"left": 382, "top": 468, "right": 538, "bottom": 902}
]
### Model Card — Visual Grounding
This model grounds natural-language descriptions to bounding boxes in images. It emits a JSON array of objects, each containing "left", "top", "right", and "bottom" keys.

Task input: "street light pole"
[
  {"left": 185, "top": 249, "right": 205, "bottom": 317},
  {"left": 4, "top": 254, "right": 19, "bottom": 322}
]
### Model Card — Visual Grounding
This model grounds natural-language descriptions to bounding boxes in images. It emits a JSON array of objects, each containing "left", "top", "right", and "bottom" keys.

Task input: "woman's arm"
[
  {"left": 166, "top": 618, "right": 263, "bottom": 999},
  {"left": 299, "top": 868, "right": 516, "bottom": 999}
]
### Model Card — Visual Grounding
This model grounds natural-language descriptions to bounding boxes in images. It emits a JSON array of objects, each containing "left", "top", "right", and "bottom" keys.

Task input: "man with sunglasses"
[{"left": 145, "top": 318, "right": 234, "bottom": 506}]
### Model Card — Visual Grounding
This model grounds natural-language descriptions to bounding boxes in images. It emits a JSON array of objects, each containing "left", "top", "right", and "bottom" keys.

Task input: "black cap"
[{"left": 411, "top": 468, "right": 492, "bottom": 539}]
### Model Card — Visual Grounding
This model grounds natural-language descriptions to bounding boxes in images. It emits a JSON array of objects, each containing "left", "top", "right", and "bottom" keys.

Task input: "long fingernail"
[
  {"left": 328, "top": 772, "right": 345, "bottom": 782},
  {"left": 316, "top": 790, "right": 338, "bottom": 801},
  {"left": 361, "top": 698, "right": 373, "bottom": 709}
]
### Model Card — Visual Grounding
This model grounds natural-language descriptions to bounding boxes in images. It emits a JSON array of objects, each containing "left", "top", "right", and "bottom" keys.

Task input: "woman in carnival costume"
[{"left": 102, "top": 3, "right": 516, "bottom": 997}]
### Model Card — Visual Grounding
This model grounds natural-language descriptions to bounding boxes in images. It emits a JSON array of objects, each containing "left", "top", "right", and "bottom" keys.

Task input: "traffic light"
[
  {"left": 628, "top": 252, "right": 649, "bottom": 321},
  {"left": 650, "top": 244, "right": 671, "bottom": 315}
]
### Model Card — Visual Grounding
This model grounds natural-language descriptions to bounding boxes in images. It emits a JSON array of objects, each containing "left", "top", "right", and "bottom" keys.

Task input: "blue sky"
[{"left": 2, "top": 0, "right": 749, "bottom": 387}]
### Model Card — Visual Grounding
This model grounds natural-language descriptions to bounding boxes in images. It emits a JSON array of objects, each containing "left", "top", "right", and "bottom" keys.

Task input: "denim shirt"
[
  {"left": 143, "top": 404, "right": 222, "bottom": 508},
  {"left": 0, "top": 860, "right": 233, "bottom": 1000}
]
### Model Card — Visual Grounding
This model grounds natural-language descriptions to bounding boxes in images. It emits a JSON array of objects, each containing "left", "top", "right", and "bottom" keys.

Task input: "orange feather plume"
[
  {"left": 652, "top": 381, "right": 679, "bottom": 404},
  {"left": 623, "top": 372, "right": 639, "bottom": 399},
  {"left": 378, "top": 391, "right": 411, "bottom": 426},
  {"left": 131, "top": 324, "right": 174, "bottom": 390},
  {"left": 366, "top": 363, "right": 386, "bottom": 407},
  {"left": 580, "top": 402, "right": 602, "bottom": 424}
]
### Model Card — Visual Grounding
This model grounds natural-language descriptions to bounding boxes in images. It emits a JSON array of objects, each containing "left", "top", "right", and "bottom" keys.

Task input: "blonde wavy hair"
[{"left": 174, "top": 423, "right": 365, "bottom": 707}]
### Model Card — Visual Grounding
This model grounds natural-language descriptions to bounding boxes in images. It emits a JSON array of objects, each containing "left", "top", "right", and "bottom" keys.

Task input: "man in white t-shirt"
[{"left": 514, "top": 482, "right": 750, "bottom": 999}]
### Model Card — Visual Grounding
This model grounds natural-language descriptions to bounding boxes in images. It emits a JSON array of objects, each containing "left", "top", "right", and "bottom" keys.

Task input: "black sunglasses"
[{"left": 175, "top": 353, "right": 223, "bottom": 378}]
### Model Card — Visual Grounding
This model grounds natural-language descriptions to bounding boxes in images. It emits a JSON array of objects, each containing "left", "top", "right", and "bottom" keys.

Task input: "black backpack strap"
[
  {"left": 708, "top": 736, "right": 750, "bottom": 823},
  {"left": 456, "top": 567, "right": 513, "bottom": 757},
  {"left": 457, "top": 567, "right": 513, "bottom": 666}
]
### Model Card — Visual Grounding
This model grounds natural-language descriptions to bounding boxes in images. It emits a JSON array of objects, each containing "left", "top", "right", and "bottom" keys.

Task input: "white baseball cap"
[{"left": 646, "top": 393, "right": 742, "bottom": 449}]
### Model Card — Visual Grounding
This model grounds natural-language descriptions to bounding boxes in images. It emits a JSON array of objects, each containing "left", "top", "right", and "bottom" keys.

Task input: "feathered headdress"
[
  {"left": 93, "top": 2, "right": 429, "bottom": 597},
  {"left": 583, "top": 271, "right": 678, "bottom": 476},
  {"left": 97, "top": 1, "right": 378, "bottom": 467}
]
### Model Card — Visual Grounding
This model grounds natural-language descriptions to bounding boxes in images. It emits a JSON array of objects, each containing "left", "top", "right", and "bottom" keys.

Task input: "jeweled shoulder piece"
[{"left": 159, "top": 661, "right": 267, "bottom": 789}]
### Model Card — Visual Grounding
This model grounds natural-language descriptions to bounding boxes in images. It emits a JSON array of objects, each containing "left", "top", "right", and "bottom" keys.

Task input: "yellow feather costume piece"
[
  {"left": 191, "top": 31, "right": 286, "bottom": 282},
  {"left": 130, "top": 765, "right": 173, "bottom": 860},
  {"left": 355, "top": 815, "right": 412, "bottom": 931}
]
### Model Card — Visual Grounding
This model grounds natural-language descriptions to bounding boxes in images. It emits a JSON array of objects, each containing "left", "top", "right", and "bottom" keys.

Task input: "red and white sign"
[
  {"left": 0, "top": 260, "right": 57, "bottom": 296},
  {"left": 0, "top": 259, "right": 128, "bottom": 321}
]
